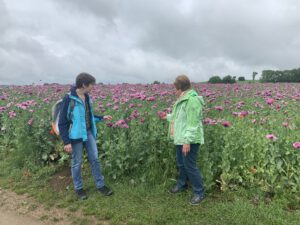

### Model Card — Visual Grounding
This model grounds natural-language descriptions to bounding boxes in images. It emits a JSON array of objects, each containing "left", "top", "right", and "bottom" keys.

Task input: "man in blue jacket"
[{"left": 59, "top": 72, "right": 113, "bottom": 200}]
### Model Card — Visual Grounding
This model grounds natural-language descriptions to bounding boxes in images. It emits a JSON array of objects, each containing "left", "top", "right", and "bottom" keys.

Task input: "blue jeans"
[
  {"left": 176, "top": 144, "right": 205, "bottom": 196},
  {"left": 71, "top": 130, "right": 105, "bottom": 191}
]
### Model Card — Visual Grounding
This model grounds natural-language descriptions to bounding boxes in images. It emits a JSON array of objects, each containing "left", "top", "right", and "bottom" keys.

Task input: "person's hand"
[
  {"left": 161, "top": 114, "right": 167, "bottom": 120},
  {"left": 64, "top": 144, "right": 72, "bottom": 154},
  {"left": 104, "top": 115, "right": 113, "bottom": 120},
  {"left": 158, "top": 111, "right": 167, "bottom": 120},
  {"left": 182, "top": 144, "right": 190, "bottom": 156}
]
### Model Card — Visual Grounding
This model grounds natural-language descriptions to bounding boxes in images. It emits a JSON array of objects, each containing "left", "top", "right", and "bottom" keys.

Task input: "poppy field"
[{"left": 0, "top": 82, "right": 299, "bottom": 197}]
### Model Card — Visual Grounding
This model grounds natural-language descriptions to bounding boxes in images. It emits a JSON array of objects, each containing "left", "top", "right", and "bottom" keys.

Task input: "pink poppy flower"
[
  {"left": 266, "top": 98, "right": 274, "bottom": 105},
  {"left": 146, "top": 96, "right": 156, "bottom": 102},
  {"left": 221, "top": 121, "right": 231, "bottom": 127},
  {"left": 115, "top": 119, "right": 126, "bottom": 126},
  {"left": 214, "top": 106, "right": 224, "bottom": 111},
  {"left": 157, "top": 111, "right": 167, "bottom": 120},
  {"left": 121, "top": 123, "right": 129, "bottom": 129},
  {"left": 28, "top": 118, "right": 34, "bottom": 126},
  {"left": 9, "top": 111, "right": 16, "bottom": 118},
  {"left": 0, "top": 107, "right": 6, "bottom": 113},
  {"left": 106, "top": 122, "right": 113, "bottom": 127},
  {"left": 266, "top": 134, "right": 277, "bottom": 141},
  {"left": 292, "top": 142, "right": 300, "bottom": 149}
]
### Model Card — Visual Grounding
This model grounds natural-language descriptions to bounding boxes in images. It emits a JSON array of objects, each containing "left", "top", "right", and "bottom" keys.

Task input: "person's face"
[
  {"left": 175, "top": 87, "right": 183, "bottom": 97},
  {"left": 83, "top": 84, "right": 94, "bottom": 94}
]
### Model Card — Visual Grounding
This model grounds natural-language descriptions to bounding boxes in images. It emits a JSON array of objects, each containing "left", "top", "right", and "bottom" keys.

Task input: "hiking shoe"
[
  {"left": 76, "top": 189, "right": 88, "bottom": 200},
  {"left": 190, "top": 195, "right": 205, "bottom": 205},
  {"left": 98, "top": 185, "right": 113, "bottom": 196},
  {"left": 169, "top": 185, "right": 188, "bottom": 194}
]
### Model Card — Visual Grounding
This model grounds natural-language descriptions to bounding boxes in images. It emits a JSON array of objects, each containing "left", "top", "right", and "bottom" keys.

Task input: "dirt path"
[
  {"left": 0, "top": 186, "right": 71, "bottom": 225},
  {"left": 0, "top": 187, "right": 106, "bottom": 225},
  {"left": 0, "top": 210, "right": 42, "bottom": 225}
]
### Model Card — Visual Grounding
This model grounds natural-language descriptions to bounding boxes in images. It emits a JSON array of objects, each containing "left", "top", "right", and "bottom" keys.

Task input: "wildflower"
[
  {"left": 292, "top": 142, "right": 300, "bottom": 149},
  {"left": 28, "top": 118, "right": 34, "bottom": 126},
  {"left": 0, "top": 106, "right": 6, "bottom": 113},
  {"left": 146, "top": 96, "right": 156, "bottom": 101},
  {"left": 221, "top": 121, "right": 231, "bottom": 127},
  {"left": 203, "top": 118, "right": 217, "bottom": 125},
  {"left": 266, "top": 98, "right": 274, "bottom": 105},
  {"left": 157, "top": 111, "right": 167, "bottom": 120},
  {"left": 106, "top": 122, "right": 113, "bottom": 127},
  {"left": 214, "top": 106, "right": 224, "bottom": 111},
  {"left": 266, "top": 134, "right": 277, "bottom": 141},
  {"left": 121, "top": 123, "right": 129, "bottom": 129},
  {"left": 115, "top": 119, "right": 126, "bottom": 126},
  {"left": 9, "top": 111, "right": 16, "bottom": 118}
]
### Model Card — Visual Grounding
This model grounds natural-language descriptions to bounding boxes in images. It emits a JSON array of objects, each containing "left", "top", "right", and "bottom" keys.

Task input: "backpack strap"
[
  {"left": 69, "top": 98, "right": 75, "bottom": 123},
  {"left": 66, "top": 93, "right": 75, "bottom": 123}
]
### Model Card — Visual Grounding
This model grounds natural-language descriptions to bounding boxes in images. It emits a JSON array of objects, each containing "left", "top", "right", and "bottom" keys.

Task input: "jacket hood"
[
  {"left": 70, "top": 86, "right": 89, "bottom": 101},
  {"left": 70, "top": 86, "right": 77, "bottom": 96},
  {"left": 176, "top": 89, "right": 205, "bottom": 107}
]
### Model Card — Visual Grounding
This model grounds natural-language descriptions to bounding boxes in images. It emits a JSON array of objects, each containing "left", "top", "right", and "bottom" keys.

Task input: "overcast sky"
[{"left": 1, "top": 0, "right": 300, "bottom": 85}]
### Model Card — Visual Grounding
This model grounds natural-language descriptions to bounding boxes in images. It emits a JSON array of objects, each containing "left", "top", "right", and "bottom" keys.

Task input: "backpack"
[{"left": 51, "top": 94, "right": 75, "bottom": 136}]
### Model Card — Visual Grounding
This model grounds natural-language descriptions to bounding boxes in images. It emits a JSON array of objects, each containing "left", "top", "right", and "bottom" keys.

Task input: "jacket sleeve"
[
  {"left": 166, "top": 113, "right": 173, "bottom": 122},
  {"left": 87, "top": 95, "right": 104, "bottom": 123},
  {"left": 58, "top": 95, "right": 71, "bottom": 145},
  {"left": 183, "top": 97, "right": 202, "bottom": 144},
  {"left": 94, "top": 115, "right": 104, "bottom": 123}
]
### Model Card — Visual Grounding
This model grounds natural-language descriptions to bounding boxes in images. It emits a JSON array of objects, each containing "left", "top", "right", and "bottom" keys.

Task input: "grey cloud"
[
  {"left": 120, "top": 0, "right": 300, "bottom": 69},
  {"left": 1, "top": 0, "right": 300, "bottom": 85},
  {"left": 53, "top": 0, "right": 120, "bottom": 21},
  {"left": 0, "top": 0, "right": 10, "bottom": 35}
]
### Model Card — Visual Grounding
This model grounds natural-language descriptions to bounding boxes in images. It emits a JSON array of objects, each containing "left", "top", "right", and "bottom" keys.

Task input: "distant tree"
[
  {"left": 222, "top": 75, "right": 236, "bottom": 84},
  {"left": 252, "top": 72, "right": 258, "bottom": 81},
  {"left": 208, "top": 76, "right": 222, "bottom": 83},
  {"left": 238, "top": 76, "right": 245, "bottom": 81},
  {"left": 153, "top": 81, "right": 160, "bottom": 84},
  {"left": 260, "top": 68, "right": 300, "bottom": 83}
]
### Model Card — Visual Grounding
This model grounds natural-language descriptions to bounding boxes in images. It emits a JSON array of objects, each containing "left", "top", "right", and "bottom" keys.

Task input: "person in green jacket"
[{"left": 165, "top": 75, "right": 205, "bottom": 205}]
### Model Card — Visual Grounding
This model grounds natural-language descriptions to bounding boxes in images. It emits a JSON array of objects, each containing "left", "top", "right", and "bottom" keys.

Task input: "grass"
[{"left": 0, "top": 156, "right": 300, "bottom": 225}]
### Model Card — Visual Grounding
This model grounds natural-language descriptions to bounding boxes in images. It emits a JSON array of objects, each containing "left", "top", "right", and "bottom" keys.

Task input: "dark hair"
[
  {"left": 174, "top": 74, "right": 191, "bottom": 91},
  {"left": 75, "top": 72, "right": 96, "bottom": 88}
]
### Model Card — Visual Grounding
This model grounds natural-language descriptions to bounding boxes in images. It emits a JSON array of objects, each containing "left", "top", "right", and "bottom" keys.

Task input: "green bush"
[{"left": 208, "top": 76, "right": 222, "bottom": 83}]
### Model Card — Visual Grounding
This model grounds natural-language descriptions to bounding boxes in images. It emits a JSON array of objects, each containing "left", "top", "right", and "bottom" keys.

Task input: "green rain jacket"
[{"left": 167, "top": 89, "right": 205, "bottom": 145}]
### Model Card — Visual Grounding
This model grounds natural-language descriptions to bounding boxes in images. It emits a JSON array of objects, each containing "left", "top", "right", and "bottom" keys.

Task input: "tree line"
[
  {"left": 208, "top": 68, "right": 300, "bottom": 83},
  {"left": 260, "top": 68, "right": 300, "bottom": 82}
]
